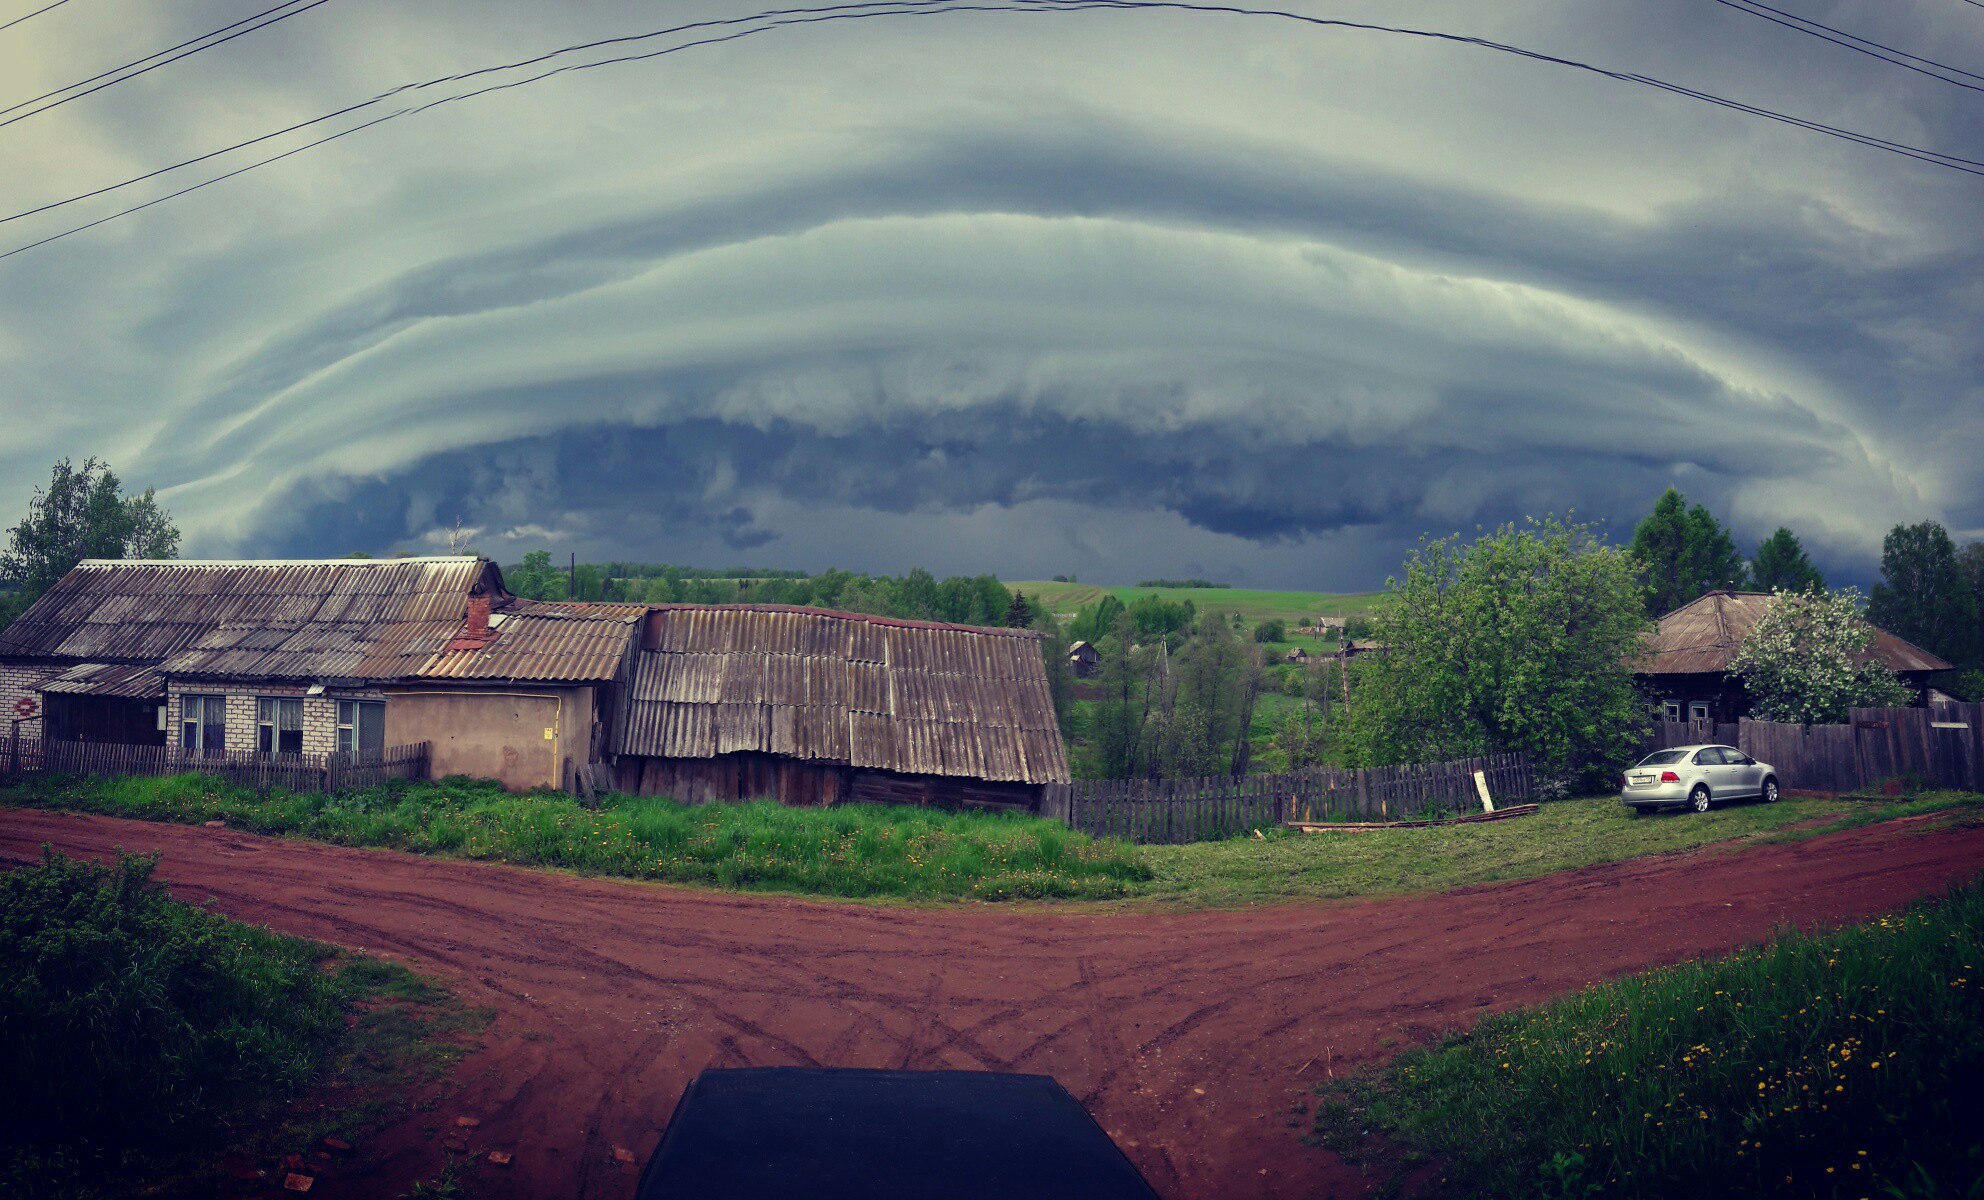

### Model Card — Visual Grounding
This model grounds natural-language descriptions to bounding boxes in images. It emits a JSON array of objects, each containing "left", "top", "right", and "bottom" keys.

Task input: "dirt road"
[{"left": 4, "top": 809, "right": 1981, "bottom": 1200}]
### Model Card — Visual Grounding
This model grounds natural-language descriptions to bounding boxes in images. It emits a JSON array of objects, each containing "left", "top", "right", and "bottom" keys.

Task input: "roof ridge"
[
  {"left": 75, "top": 556, "right": 483, "bottom": 567},
  {"left": 644, "top": 602, "right": 1042, "bottom": 638}
]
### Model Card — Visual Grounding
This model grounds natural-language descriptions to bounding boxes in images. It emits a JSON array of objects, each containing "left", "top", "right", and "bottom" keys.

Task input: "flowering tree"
[{"left": 1728, "top": 588, "right": 1912, "bottom": 725}]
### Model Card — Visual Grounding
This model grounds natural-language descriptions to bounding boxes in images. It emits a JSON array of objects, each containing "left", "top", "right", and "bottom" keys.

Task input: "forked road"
[{"left": 4, "top": 809, "right": 1982, "bottom": 1200}]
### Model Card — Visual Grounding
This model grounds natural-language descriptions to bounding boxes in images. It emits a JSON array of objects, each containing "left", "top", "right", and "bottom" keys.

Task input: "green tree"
[
  {"left": 507, "top": 550, "right": 567, "bottom": 600},
  {"left": 1748, "top": 527, "right": 1824, "bottom": 593},
  {"left": 1253, "top": 618, "right": 1285, "bottom": 643},
  {"left": 1005, "top": 590, "right": 1032, "bottom": 628},
  {"left": 1336, "top": 517, "right": 1651, "bottom": 791},
  {"left": 1728, "top": 588, "right": 1912, "bottom": 724},
  {"left": 1629, "top": 488, "right": 1747, "bottom": 616},
  {"left": 1067, "top": 594, "right": 1126, "bottom": 644},
  {"left": 1, "top": 458, "right": 180, "bottom": 626},
  {"left": 1867, "top": 521, "right": 1979, "bottom": 672}
]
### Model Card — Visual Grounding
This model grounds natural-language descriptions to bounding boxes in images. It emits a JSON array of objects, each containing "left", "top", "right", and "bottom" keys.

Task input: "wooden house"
[
  {"left": 1067, "top": 640, "right": 1100, "bottom": 678},
  {"left": 1635, "top": 590, "right": 1950, "bottom": 723},
  {"left": 613, "top": 605, "right": 1070, "bottom": 812}
]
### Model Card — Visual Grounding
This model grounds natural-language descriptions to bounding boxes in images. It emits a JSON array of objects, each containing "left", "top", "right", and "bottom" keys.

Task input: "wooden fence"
[
  {"left": 1636, "top": 703, "right": 1984, "bottom": 795},
  {"left": 0, "top": 735, "right": 431, "bottom": 793},
  {"left": 1041, "top": 752, "right": 1534, "bottom": 844}
]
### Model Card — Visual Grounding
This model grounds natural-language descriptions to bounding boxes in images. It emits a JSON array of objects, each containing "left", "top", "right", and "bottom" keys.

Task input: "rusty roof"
[
  {"left": 417, "top": 599, "right": 644, "bottom": 682},
  {"left": 1639, "top": 591, "right": 1952, "bottom": 676},
  {"left": 619, "top": 605, "right": 1070, "bottom": 785},
  {"left": 37, "top": 661, "right": 166, "bottom": 699},
  {"left": 0, "top": 557, "right": 500, "bottom": 682}
]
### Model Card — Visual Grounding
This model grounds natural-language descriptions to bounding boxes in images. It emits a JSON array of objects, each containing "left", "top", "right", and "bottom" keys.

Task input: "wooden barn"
[
  {"left": 1066, "top": 639, "right": 1100, "bottom": 678},
  {"left": 1637, "top": 590, "right": 1951, "bottom": 723},
  {"left": 613, "top": 605, "right": 1071, "bottom": 812}
]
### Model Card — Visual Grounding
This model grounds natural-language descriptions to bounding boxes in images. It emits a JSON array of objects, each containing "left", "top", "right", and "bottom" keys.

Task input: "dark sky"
[{"left": 1, "top": 0, "right": 1979, "bottom": 587}]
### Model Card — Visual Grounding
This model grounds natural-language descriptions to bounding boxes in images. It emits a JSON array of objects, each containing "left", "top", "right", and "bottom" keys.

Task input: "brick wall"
[
  {"left": 0, "top": 660, "right": 57, "bottom": 738},
  {"left": 166, "top": 681, "right": 386, "bottom": 754}
]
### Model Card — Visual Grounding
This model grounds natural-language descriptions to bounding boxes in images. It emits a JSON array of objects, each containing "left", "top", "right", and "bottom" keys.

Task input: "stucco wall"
[{"left": 383, "top": 686, "right": 595, "bottom": 792}]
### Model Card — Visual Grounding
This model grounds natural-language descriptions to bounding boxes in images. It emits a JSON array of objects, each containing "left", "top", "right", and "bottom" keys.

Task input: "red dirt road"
[{"left": 4, "top": 810, "right": 1982, "bottom": 1200}]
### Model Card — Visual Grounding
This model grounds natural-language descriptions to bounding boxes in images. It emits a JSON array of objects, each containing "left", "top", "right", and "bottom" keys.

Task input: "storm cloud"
[{"left": 1, "top": 0, "right": 1979, "bottom": 586}]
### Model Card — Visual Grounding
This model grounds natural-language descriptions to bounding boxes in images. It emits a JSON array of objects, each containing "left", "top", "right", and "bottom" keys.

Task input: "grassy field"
[
  {"left": 1, "top": 848, "right": 480, "bottom": 1200},
  {"left": 1314, "top": 875, "right": 1984, "bottom": 1199},
  {"left": 1133, "top": 791, "right": 1983, "bottom": 906},
  {"left": 1011, "top": 580, "right": 1382, "bottom": 625},
  {"left": 0, "top": 774, "right": 1153, "bottom": 902},
  {"left": 6, "top": 777, "right": 1977, "bottom": 911}
]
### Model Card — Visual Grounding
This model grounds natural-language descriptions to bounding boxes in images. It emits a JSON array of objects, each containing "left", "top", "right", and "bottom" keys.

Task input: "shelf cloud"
[{"left": 1, "top": 0, "right": 1978, "bottom": 585}]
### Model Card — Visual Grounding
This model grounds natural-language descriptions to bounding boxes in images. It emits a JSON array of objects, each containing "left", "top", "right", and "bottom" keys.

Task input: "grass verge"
[
  {"left": 1132, "top": 791, "right": 1982, "bottom": 906},
  {"left": 1, "top": 774, "right": 1153, "bottom": 901},
  {"left": 0, "top": 847, "right": 483, "bottom": 1200},
  {"left": 1313, "top": 875, "right": 1984, "bottom": 1199}
]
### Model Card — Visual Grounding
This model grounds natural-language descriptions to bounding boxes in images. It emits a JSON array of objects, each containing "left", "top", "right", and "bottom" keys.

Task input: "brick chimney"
[{"left": 447, "top": 595, "right": 498, "bottom": 653}]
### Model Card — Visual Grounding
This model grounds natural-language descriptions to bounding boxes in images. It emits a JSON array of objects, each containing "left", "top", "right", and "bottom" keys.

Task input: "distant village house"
[
  {"left": 1067, "top": 639, "right": 1099, "bottom": 678},
  {"left": 1635, "top": 590, "right": 1950, "bottom": 724}
]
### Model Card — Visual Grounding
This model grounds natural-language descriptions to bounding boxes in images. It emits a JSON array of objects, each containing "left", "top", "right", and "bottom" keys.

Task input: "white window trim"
[
  {"left": 1689, "top": 702, "right": 1711, "bottom": 723},
  {"left": 256, "top": 695, "right": 305, "bottom": 755}
]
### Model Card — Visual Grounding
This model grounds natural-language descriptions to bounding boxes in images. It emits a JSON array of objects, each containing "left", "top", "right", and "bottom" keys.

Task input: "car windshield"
[{"left": 1637, "top": 750, "right": 1688, "bottom": 766}]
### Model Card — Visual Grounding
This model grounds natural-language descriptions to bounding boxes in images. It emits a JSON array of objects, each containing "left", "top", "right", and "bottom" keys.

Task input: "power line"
[
  {"left": 0, "top": 0, "right": 76, "bottom": 34},
  {"left": 1707, "top": 0, "right": 1984, "bottom": 91},
  {"left": 5, "top": 0, "right": 1983, "bottom": 262},
  {"left": 5, "top": 0, "right": 324, "bottom": 118},
  {"left": 0, "top": 0, "right": 971, "bottom": 226},
  {"left": 0, "top": 0, "right": 337, "bottom": 131}
]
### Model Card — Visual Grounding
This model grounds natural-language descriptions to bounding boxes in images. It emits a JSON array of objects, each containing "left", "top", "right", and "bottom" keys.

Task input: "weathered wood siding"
[
  {"left": 615, "top": 751, "right": 1042, "bottom": 812},
  {"left": 1637, "top": 703, "right": 1984, "bottom": 794}
]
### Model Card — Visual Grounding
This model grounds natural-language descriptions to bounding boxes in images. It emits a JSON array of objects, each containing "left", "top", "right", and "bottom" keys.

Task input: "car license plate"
[{"left": 1629, "top": 773, "right": 1655, "bottom": 786}]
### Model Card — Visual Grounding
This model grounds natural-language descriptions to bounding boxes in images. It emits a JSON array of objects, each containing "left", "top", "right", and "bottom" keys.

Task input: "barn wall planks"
[
  {"left": 613, "top": 751, "right": 1043, "bottom": 812},
  {"left": 1043, "top": 752, "right": 1535, "bottom": 845}
]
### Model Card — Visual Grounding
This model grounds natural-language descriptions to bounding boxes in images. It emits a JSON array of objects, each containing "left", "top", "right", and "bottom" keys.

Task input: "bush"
[
  {"left": 0, "top": 848, "right": 350, "bottom": 1153},
  {"left": 1321, "top": 875, "right": 1984, "bottom": 1199}
]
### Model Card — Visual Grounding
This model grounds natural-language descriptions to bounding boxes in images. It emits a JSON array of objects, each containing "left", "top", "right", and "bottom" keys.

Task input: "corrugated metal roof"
[
  {"left": 417, "top": 600, "right": 642, "bottom": 682},
  {"left": 1640, "top": 591, "right": 1953, "bottom": 676},
  {"left": 0, "top": 557, "right": 498, "bottom": 682},
  {"left": 619, "top": 605, "right": 1070, "bottom": 785},
  {"left": 37, "top": 661, "right": 166, "bottom": 699}
]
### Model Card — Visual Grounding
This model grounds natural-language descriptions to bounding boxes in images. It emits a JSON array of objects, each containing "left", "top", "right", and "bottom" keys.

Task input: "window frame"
[
  {"left": 256, "top": 695, "right": 305, "bottom": 756},
  {"left": 1689, "top": 701, "right": 1711, "bottom": 723},
  {"left": 335, "top": 699, "right": 386, "bottom": 761},
  {"left": 1662, "top": 701, "right": 1683, "bottom": 723},
  {"left": 179, "top": 694, "right": 226, "bottom": 754}
]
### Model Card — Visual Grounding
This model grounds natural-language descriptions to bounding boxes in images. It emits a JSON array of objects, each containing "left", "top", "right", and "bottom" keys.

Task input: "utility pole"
[{"left": 569, "top": 552, "right": 577, "bottom": 600}]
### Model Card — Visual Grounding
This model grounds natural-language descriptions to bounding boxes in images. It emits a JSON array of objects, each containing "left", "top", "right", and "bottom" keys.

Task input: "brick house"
[{"left": 0, "top": 557, "right": 640, "bottom": 790}]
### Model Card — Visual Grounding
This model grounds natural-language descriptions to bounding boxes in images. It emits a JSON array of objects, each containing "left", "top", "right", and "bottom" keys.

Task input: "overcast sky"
[{"left": 1, "top": 0, "right": 1979, "bottom": 588}]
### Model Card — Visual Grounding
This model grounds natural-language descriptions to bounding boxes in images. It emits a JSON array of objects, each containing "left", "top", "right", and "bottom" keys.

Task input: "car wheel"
[
  {"left": 1761, "top": 777, "right": 1779, "bottom": 803},
  {"left": 1689, "top": 786, "right": 1711, "bottom": 814}
]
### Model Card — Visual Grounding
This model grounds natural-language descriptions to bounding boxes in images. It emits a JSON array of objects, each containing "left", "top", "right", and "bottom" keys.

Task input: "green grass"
[
  {"left": 0, "top": 774, "right": 1154, "bottom": 902},
  {"left": 0, "top": 848, "right": 480, "bottom": 1200},
  {"left": 1013, "top": 580, "right": 1382, "bottom": 625},
  {"left": 1131, "top": 791, "right": 1984, "bottom": 907},
  {"left": 1314, "top": 875, "right": 1984, "bottom": 1200}
]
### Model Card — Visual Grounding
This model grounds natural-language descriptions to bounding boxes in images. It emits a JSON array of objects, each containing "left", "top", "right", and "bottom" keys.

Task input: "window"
[
  {"left": 257, "top": 697, "right": 304, "bottom": 755},
  {"left": 179, "top": 695, "right": 225, "bottom": 754},
  {"left": 1689, "top": 702, "right": 1711, "bottom": 723},
  {"left": 1662, "top": 701, "right": 1683, "bottom": 722},
  {"left": 336, "top": 700, "right": 386, "bottom": 761}
]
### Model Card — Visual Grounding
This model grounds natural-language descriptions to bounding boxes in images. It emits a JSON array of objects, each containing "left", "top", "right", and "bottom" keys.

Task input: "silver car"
[{"left": 1620, "top": 744, "right": 1780, "bottom": 813}]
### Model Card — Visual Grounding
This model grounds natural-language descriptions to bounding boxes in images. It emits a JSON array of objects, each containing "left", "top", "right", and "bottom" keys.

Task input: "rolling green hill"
[{"left": 1009, "top": 581, "right": 1382, "bottom": 625}]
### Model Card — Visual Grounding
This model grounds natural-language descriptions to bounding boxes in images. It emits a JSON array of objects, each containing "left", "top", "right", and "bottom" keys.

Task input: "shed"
[
  {"left": 1635, "top": 590, "right": 1951, "bottom": 723},
  {"left": 1067, "top": 639, "right": 1100, "bottom": 678},
  {"left": 614, "top": 604, "right": 1070, "bottom": 811}
]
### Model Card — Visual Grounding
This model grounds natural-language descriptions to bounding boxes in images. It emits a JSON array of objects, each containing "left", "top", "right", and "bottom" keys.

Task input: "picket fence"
[
  {"left": 0, "top": 734, "right": 431, "bottom": 794},
  {"left": 1640, "top": 702, "right": 1983, "bottom": 795},
  {"left": 1041, "top": 752, "right": 1534, "bottom": 845}
]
